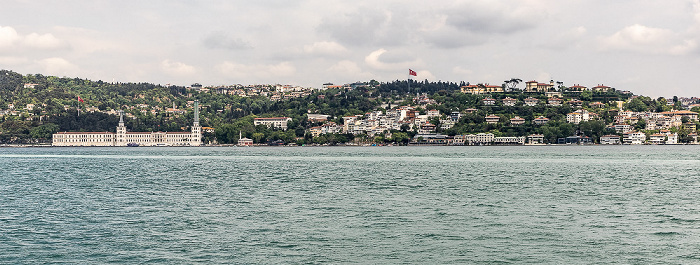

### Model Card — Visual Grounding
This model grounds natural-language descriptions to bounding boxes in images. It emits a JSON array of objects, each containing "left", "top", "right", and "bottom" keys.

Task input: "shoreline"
[{"left": 2, "top": 143, "right": 698, "bottom": 148}]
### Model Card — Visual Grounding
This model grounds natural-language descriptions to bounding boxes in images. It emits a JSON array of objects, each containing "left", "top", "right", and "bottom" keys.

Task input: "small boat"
[{"left": 126, "top": 143, "right": 139, "bottom": 147}]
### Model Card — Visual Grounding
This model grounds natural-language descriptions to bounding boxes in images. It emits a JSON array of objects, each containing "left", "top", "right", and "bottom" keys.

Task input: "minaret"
[
  {"left": 191, "top": 100, "right": 202, "bottom": 146},
  {"left": 194, "top": 100, "right": 200, "bottom": 126},
  {"left": 116, "top": 110, "right": 126, "bottom": 146}
]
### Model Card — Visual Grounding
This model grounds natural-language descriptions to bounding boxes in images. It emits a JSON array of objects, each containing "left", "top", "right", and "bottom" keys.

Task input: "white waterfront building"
[{"left": 52, "top": 101, "right": 203, "bottom": 147}]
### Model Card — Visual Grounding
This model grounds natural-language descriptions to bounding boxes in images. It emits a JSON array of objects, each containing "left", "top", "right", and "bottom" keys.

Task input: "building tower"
[
  {"left": 191, "top": 100, "right": 202, "bottom": 146},
  {"left": 116, "top": 110, "right": 126, "bottom": 146}
]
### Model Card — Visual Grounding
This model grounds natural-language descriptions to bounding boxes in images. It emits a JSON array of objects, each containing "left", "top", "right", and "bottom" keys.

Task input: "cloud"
[
  {"left": 0, "top": 26, "right": 20, "bottom": 48},
  {"left": 303, "top": 41, "right": 347, "bottom": 55},
  {"left": 327, "top": 60, "right": 373, "bottom": 79},
  {"left": 37, "top": 57, "right": 80, "bottom": 77},
  {"left": 160, "top": 60, "right": 197, "bottom": 76},
  {"left": 364, "top": 49, "right": 420, "bottom": 71},
  {"left": 24, "top": 32, "right": 67, "bottom": 50},
  {"left": 317, "top": 1, "right": 542, "bottom": 49},
  {"left": 598, "top": 24, "right": 696, "bottom": 55},
  {"left": 0, "top": 56, "right": 29, "bottom": 65},
  {"left": 216, "top": 61, "right": 296, "bottom": 79},
  {"left": 52, "top": 26, "right": 122, "bottom": 54},
  {"left": 203, "top": 31, "right": 252, "bottom": 50},
  {"left": 444, "top": 2, "right": 537, "bottom": 35},
  {"left": 452, "top": 66, "right": 474, "bottom": 76},
  {"left": 318, "top": 8, "right": 405, "bottom": 47},
  {"left": 0, "top": 25, "right": 68, "bottom": 51},
  {"left": 413, "top": 70, "right": 436, "bottom": 81},
  {"left": 539, "top": 26, "right": 588, "bottom": 49}
]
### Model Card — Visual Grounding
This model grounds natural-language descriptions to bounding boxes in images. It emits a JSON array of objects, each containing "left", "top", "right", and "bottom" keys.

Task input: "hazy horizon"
[{"left": 3, "top": 0, "right": 700, "bottom": 98}]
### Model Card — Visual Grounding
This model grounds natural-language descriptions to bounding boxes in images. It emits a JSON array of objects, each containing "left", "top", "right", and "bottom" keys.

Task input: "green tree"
[{"left": 30, "top": 123, "right": 60, "bottom": 140}]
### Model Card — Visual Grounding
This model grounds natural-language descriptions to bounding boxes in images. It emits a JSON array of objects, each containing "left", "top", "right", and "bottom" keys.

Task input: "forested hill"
[
  {"left": 3, "top": 69, "right": 680, "bottom": 145},
  {"left": 0, "top": 70, "right": 383, "bottom": 143}
]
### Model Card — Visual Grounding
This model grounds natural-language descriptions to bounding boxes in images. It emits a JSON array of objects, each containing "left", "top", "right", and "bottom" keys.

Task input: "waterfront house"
[
  {"left": 623, "top": 131, "right": 646, "bottom": 145},
  {"left": 600, "top": 135, "right": 621, "bottom": 145},
  {"left": 493, "top": 136, "right": 526, "bottom": 145},
  {"left": 464, "top": 133, "right": 495, "bottom": 145},
  {"left": 527, "top": 134, "right": 545, "bottom": 144},
  {"left": 412, "top": 134, "right": 448, "bottom": 144},
  {"left": 558, "top": 136, "right": 593, "bottom": 144},
  {"left": 649, "top": 134, "right": 666, "bottom": 144},
  {"left": 666, "top": 132, "right": 678, "bottom": 144}
]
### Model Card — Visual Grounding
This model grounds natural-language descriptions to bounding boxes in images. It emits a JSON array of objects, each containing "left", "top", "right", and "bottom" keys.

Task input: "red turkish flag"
[
  {"left": 78, "top": 96, "right": 84, "bottom": 103},
  {"left": 409, "top": 69, "right": 417, "bottom": 76}
]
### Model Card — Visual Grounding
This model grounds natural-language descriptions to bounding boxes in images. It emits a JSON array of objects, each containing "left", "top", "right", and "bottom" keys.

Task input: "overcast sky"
[{"left": 2, "top": 0, "right": 700, "bottom": 97}]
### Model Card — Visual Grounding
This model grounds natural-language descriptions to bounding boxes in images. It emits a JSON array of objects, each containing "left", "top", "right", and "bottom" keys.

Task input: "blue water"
[{"left": 1, "top": 146, "right": 700, "bottom": 264}]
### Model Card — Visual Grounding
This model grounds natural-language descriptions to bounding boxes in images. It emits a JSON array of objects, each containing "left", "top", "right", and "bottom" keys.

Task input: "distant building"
[
  {"left": 485, "top": 115, "right": 501, "bottom": 124},
  {"left": 558, "top": 136, "right": 592, "bottom": 145},
  {"left": 600, "top": 135, "right": 621, "bottom": 145},
  {"left": 590, "top": 102, "right": 605, "bottom": 108},
  {"left": 567, "top": 84, "right": 587, "bottom": 92},
  {"left": 510, "top": 116, "right": 525, "bottom": 126},
  {"left": 53, "top": 101, "right": 202, "bottom": 146},
  {"left": 482, "top": 98, "right": 496, "bottom": 106},
  {"left": 524, "top": 97, "right": 539, "bottom": 106},
  {"left": 524, "top": 80, "right": 554, "bottom": 92},
  {"left": 592, "top": 84, "right": 612, "bottom": 92},
  {"left": 502, "top": 97, "right": 517, "bottom": 106},
  {"left": 307, "top": 114, "right": 330, "bottom": 122},
  {"left": 547, "top": 98, "right": 563, "bottom": 106},
  {"left": 623, "top": 131, "right": 646, "bottom": 145},
  {"left": 254, "top": 117, "right": 293, "bottom": 130},
  {"left": 533, "top": 116, "right": 550, "bottom": 125},
  {"left": 238, "top": 131, "right": 254, "bottom": 146},
  {"left": 527, "top": 134, "right": 545, "bottom": 144}
]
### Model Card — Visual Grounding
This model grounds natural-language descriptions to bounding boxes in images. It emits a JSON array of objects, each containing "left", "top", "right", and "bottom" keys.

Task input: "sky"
[{"left": 2, "top": 0, "right": 700, "bottom": 98}]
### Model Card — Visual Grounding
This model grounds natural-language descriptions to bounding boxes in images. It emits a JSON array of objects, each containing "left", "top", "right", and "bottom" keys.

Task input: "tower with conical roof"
[
  {"left": 191, "top": 100, "right": 202, "bottom": 146},
  {"left": 116, "top": 110, "right": 126, "bottom": 145}
]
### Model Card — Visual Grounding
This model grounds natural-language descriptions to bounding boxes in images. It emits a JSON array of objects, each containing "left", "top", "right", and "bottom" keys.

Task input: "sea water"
[{"left": 1, "top": 146, "right": 700, "bottom": 264}]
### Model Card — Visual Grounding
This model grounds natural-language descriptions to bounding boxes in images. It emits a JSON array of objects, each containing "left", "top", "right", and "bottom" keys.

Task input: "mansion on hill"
[{"left": 52, "top": 101, "right": 202, "bottom": 147}]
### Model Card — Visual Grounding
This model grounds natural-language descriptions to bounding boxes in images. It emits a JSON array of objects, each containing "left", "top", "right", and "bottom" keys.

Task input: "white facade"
[
  {"left": 623, "top": 131, "right": 646, "bottom": 145},
  {"left": 53, "top": 101, "right": 203, "bottom": 146},
  {"left": 600, "top": 135, "right": 621, "bottom": 145},
  {"left": 254, "top": 117, "right": 292, "bottom": 130}
]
